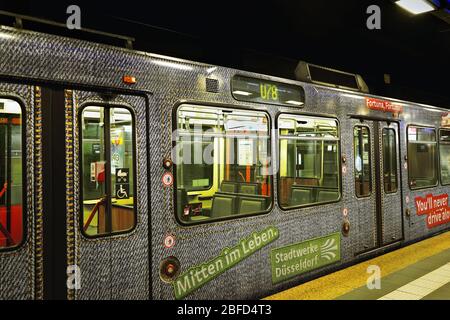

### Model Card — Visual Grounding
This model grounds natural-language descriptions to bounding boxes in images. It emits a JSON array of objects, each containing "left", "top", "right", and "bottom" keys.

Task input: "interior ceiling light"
[{"left": 395, "top": 0, "right": 436, "bottom": 14}]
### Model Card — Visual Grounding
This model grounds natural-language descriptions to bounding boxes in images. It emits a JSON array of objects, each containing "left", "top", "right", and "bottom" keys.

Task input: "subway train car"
[{"left": 0, "top": 20, "right": 449, "bottom": 300}]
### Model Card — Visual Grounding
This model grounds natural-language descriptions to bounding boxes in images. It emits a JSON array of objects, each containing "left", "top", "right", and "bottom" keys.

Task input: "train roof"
[{"left": 0, "top": 24, "right": 448, "bottom": 115}]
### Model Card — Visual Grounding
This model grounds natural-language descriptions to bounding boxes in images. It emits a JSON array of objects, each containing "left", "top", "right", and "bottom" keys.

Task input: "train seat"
[
  {"left": 238, "top": 183, "right": 260, "bottom": 195},
  {"left": 238, "top": 196, "right": 265, "bottom": 215},
  {"left": 221, "top": 181, "right": 238, "bottom": 193},
  {"left": 211, "top": 194, "right": 237, "bottom": 217},
  {"left": 290, "top": 188, "right": 311, "bottom": 206},
  {"left": 317, "top": 190, "right": 339, "bottom": 202}
]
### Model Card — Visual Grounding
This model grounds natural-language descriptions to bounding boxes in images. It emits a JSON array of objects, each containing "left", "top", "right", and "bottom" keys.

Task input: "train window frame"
[
  {"left": 406, "top": 125, "right": 438, "bottom": 191},
  {"left": 276, "top": 112, "right": 342, "bottom": 212},
  {"left": 353, "top": 125, "right": 372, "bottom": 199},
  {"left": 172, "top": 102, "right": 274, "bottom": 226},
  {"left": 78, "top": 104, "right": 138, "bottom": 239},
  {"left": 438, "top": 128, "right": 450, "bottom": 186},
  {"left": 382, "top": 128, "right": 398, "bottom": 194},
  {"left": 0, "top": 96, "right": 27, "bottom": 253}
]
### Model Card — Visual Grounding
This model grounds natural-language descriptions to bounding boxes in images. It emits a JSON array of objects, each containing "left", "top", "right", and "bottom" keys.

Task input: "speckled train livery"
[{"left": 0, "top": 24, "right": 449, "bottom": 300}]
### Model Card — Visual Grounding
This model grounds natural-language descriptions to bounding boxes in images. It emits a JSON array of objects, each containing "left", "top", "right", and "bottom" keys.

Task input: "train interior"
[
  {"left": 80, "top": 106, "right": 135, "bottom": 236},
  {"left": 0, "top": 98, "right": 23, "bottom": 249},
  {"left": 278, "top": 115, "right": 340, "bottom": 208},
  {"left": 175, "top": 105, "right": 272, "bottom": 223},
  {"left": 175, "top": 105, "right": 342, "bottom": 224},
  {"left": 407, "top": 126, "right": 438, "bottom": 189}
]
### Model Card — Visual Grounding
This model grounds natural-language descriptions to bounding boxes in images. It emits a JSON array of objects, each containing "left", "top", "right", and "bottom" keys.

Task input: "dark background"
[{"left": 0, "top": 0, "right": 449, "bottom": 107}]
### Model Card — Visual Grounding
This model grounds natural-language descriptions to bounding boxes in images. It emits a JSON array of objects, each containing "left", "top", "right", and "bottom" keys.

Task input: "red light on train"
[
  {"left": 166, "top": 263, "right": 175, "bottom": 275},
  {"left": 123, "top": 75, "right": 136, "bottom": 85},
  {"left": 160, "top": 256, "right": 181, "bottom": 283}
]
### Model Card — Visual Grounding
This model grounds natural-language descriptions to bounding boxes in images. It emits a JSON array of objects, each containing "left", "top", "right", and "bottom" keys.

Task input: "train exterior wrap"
[{"left": 0, "top": 25, "right": 448, "bottom": 300}]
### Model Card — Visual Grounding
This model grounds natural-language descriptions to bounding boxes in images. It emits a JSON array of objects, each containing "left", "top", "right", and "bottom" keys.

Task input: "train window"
[
  {"left": 80, "top": 106, "right": 136, "bottom": 237},
  {"left": 278, "top": 115, "right": 340, "bottom": 209},
  {"left": 354, "top": 126, "right": 371, "bottom": 198},
  {"left": 383, "top": 128, "right": 398, "bottom": 193},
  {"left": 0, "top": 99, "right": 24, "bottom": 250},
  {"left": 175, "top": 105, "right": 272, "bottom": 224},
  {"left": 439, "top": 129, "right": 450, "bottom": 185},
  {"left": 407, "top": 126, "right": 437, "bottom": 189}
]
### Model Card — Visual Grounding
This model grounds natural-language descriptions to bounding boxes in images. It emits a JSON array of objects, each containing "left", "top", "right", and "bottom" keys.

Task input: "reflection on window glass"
[
  {"left": 383, "top": 128, "right": 398, "bottom": 193},
  {"left": 81, "top": 107, "right": 135, "bottom": 236},
  {"left": 278, "top": 115, "right": 340, "bottom": 209},
  {"left": 176, "top": 105, "right": 272, "bottom": 224},
  {"left": 354, "top": 126, "right": 371, "bottom": 197},
  {"left": 0, "top": 99, "right": 23, "bottom": 250},
  {"left": 407, "top": 126, "right": 437, "bottom": 189},
  {"left": 440, "top": 130, "right": 450, "bottom": 185},
  {"left": 179, "top": 135, "right": 214, "bottom": 192}
]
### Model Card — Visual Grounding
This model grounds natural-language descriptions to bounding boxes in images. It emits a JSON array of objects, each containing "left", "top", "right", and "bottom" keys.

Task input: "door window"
[
  {"left": 382, "top": 128, "right": 398, "bottom": 193},
  {"left": 80, "top": 106, "right": 136, "bottom": 237},
  {"left": 0, "top": 98, "right": 24, "bottom": 250},
  {"left": 354, "top": 126, "right": 371, "bottom": 197}
]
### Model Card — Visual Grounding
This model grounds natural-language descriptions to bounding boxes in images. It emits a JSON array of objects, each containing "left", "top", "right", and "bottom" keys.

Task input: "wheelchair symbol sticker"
[
  {"left": 115, "top": 184, "right": 130, "bottom": 199},
  {"left": 162, "top": 172, "right": 174, "bottom": 187}
]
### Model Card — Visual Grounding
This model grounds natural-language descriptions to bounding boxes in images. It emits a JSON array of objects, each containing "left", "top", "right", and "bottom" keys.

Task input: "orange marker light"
[{"left": 123, "top": 75, "right": 136, "bottom": 85}]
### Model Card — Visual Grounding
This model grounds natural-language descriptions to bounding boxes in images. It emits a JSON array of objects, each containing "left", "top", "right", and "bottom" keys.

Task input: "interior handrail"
[
  {"left": 0, "top": 222, "right": 14, "bottom": 246},
  {"left": 83, "top": 196, "right": 107, "bottom": 232}
]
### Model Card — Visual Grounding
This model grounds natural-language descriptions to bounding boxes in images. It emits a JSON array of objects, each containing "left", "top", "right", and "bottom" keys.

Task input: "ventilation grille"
[{"left": 205, "top": 78, "right": 219, "bottom": 93}]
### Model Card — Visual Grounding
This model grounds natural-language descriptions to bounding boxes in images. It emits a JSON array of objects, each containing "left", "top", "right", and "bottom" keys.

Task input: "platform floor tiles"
[{"left": 265, "top": 231, "right": 450, "bottom": 300}]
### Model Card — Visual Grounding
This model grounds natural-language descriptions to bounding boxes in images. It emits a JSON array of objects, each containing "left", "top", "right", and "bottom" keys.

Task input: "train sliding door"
[
  {"left": 378, "top": 122, "right": 403, "bottom": 245},
  {"left": 0, "top": 84, "right": 37, "bottom": 300},
  {"left": 64, "top": 89, "right": 150, "bottom": 300},
  {"left": 351, "top": 118, "right": 402, "bottom": 253}
]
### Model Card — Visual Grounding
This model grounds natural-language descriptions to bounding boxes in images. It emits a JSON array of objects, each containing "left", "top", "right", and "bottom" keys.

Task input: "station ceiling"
[{"left": 1, "top": 0, "right": 449, "bottom": 107}]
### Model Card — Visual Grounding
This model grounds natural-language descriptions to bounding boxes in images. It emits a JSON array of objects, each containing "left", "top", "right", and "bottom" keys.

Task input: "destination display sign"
[
  {"left": 366, "top": 97, "right": 403, "bottom": 113},
  {"left": 231, "top": 75, "right": 305, "bottom": 107}
]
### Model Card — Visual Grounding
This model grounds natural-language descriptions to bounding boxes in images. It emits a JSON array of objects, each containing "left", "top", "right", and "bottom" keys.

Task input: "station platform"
[{"left": 265, "top": 231, "right": 450, "bottom": 300}]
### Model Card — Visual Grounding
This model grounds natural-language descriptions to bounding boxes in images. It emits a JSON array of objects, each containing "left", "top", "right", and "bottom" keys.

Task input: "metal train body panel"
[{"left": 0, "top": 25, "right": 448, "bottom": 300}]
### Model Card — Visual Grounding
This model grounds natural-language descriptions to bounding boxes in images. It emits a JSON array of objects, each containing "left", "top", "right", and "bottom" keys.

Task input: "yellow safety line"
[{"left": 265, "top": 231, "right": 450, "bottom": 300}]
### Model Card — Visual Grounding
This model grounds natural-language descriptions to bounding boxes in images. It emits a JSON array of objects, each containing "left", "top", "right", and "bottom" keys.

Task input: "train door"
[
  {"left": 65, "top": 89, "right": 150, "bottom": 300},
  {"left": 352, "top": 118, "right": 402, "bottom": 253},
  {"left": 35, "top": 88, "right": 150, "bottom": 300},
  {"left": 0, "top": 84, "right": 36, "bottom": 300}
]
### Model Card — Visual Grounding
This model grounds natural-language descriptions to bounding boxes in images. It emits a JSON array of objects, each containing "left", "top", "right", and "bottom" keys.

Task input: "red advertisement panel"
[{"left": 415, "top": 194, "right": 450, "bottom": 229}]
